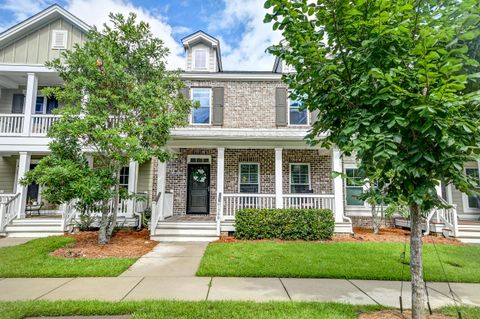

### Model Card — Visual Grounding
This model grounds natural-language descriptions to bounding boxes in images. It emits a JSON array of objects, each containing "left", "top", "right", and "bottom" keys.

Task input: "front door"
[
  {"left": 187, "top": 164, "right": 210, "bottom": 214},
  {"left": 26, "top": 163, "right": 39, "bottom": 204}
]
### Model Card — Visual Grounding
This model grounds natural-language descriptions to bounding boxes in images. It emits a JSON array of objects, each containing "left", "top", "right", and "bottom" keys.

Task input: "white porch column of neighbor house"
[
  {"left": 275, "top": 148, "right": 284, "bottom": 209},
  {"left": 216, "top": 147, "right": 225, "bottom": 218},
  {"left": 16, "top": 152, "right": 31, "bottom": 218},
  {"left": 332, "top": 148, "right": 345, "bottom": 223},
  {"left": 127, "top": 160, "right": 139, "bottom": 215},
  {"left": 23, "top": 73, "right": 38, "bottom": 136},
  {"left": 156, "top": 160, "right": 167, "bottom": 221}
]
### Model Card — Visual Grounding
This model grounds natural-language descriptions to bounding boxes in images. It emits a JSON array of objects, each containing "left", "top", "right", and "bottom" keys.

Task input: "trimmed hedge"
[{"left": 234, "top": 208, "right": 334, "bottom": 240}]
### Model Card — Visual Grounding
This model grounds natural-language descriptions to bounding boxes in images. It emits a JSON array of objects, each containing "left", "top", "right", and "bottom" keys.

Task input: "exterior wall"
[
  {"left": 0, "top": 18, "right": 86, "bottom": 65},
  {"left": 452, "top": 161, "right": 480, "bottom": 220},
  {"left": 282, "top": 149, "right": 333, "bottom": 194},
  {"left": 0, "top": 156, "right": 16, "bottom": 193},
  {"left": 165, "top": 148, "right": 218, "bottom": 215},
  {"left": 184, "top": 80, "right": 292, "bottom": 129},
  {"left": 0, "top": 88, "right": 24, "bottom": 113},
  {"left": 137, "top": 160, "right": 153, "bottom": 199},
  {"left": 350, "top": 216, "right": 396, "bottom": 228}
]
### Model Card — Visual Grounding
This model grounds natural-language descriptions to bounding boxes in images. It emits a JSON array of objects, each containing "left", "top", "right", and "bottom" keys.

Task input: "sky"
[{"left": 0, "top": 0, "right": 282, "bottom": 70}]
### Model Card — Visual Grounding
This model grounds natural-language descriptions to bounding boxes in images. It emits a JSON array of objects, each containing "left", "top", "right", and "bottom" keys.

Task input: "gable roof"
[
  {"left": 181, "top": 30, "right": 223, "bottom": 72},
  {"left": 0, "top": 4, "right": 91, "bottom": 49}
]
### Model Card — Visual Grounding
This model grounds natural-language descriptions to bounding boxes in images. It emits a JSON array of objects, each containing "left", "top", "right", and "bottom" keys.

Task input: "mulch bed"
[
  {"left": 50, "top": 229, "right": 158, "bottom": 259},
  {"left": 359, "top": 310, "right": 454, "bottom": 318},
  {"left": 216, "top": 227, "right": 462, "bottom": 245}
]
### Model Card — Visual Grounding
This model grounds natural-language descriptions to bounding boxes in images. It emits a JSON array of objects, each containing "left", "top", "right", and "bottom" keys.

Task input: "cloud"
[
  {"left": 1, "top": 0, "right": 50, "bottom": 21},
  {"left": 208, "top": 0, "right": 282, "bottom": 71}
]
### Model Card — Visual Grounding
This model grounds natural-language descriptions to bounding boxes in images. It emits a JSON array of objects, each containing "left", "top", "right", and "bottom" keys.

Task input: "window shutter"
[
  {"left": 212, "top": 87, "right": 224, "bottom": 126},
  {"left": 310, "top": 109, "right": 320, "bottom": 126},
  {"left": 275, "top": 87, "right": 287, "bottom": 126},
  {"left": 11, "top": 94, "right": 25, "bottom": 114}
]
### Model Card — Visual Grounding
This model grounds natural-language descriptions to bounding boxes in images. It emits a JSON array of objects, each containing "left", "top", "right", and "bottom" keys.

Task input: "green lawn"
[
  {"left": 0, "top": 236, "right": 137, "bottom": 277},
  {"left": 197, "top": 241, "right": 480, "bottom": 282},
  {"left": 0, "top": 301, "right": 477, "bottom": 319}
]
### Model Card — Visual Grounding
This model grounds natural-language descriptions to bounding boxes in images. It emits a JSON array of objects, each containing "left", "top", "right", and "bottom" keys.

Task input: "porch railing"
[
  {"left": 150, "top": 192, "right": 174, "bottom": 235},
  {"left": 31, "top": 115, "right": 60, "bottom": 135},
  {"left": 0, "top": 114, "right": 24, "bottom": 135},
  {"left": 283, "top": 194, "right": 335, "bottom": 210},
  {"left": 0, "top": 193, "right": 21, "bottom": 232},
  {"left": 61, "top": 199, "right": 78, "bottom": 232},
  {"left": 222, "top": 193, "right": 276, "bottom": 219}
]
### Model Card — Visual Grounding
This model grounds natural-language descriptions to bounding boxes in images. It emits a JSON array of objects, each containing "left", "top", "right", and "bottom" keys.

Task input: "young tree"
[
  {"left": 24, "top": 13, "right": 192, "bottom": 244},
  {"left": 265, "top": 1, "right": 480, "bottom": 318}
]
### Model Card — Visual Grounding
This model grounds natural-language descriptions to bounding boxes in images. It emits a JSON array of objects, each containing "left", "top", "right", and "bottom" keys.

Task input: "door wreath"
[{"left": 192, "top": 168, "right": 207, "bottom": 183}]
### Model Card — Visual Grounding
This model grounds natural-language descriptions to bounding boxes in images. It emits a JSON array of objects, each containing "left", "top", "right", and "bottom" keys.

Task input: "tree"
[
  {"left": 24, "top": 13, "right": 192, "bottom": 244},
  {"left": 265, "top": 1, "right": 480, "bottom": 318}
]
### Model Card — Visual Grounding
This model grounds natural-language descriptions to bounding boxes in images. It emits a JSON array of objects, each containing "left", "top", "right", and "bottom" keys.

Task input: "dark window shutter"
[
  {"left": 11, "top": 94, "right": 25, "bottom": 114},
  {"left": 310, "top": 109, "right": 320, "bottom": 126},
  {"left": 275, "top": 87, "right": 287, "bottom": 126},
  {"left": 212, "top": 87, "right": 224, "bottom": 126}
]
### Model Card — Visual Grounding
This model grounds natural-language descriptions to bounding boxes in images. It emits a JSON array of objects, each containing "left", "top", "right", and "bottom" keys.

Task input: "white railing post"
[
  {"left": 156, "top": 160, "right": 167, "bottom": 222},
  {"left": 275, "top": 148, "right": 283, "bottom": 208},
  {"left": 217, "top": 148, "right": 225, "bottom": 220},
  {"left": 16, "top": 152, "right": 31, "bottom": 218},
  {"left": 332, "top": 148, "right": 345, "bottom": 222},
  {"left": 23, "top": 73, "right": 37, "bottom": 136},
  {"left": 0, "top": 203, "right": 5, "bottom": 232},
  {"left": 127, "top": 160, "right": 139, "bottom": 216}
]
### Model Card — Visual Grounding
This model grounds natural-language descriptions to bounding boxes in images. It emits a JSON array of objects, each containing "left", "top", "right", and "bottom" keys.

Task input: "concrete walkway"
[
  {"left": 0, "top": 242, "right": 479, "bottom": 308},
  {"left": 0, "top": 237, "right": 37, "bottom": 248}
]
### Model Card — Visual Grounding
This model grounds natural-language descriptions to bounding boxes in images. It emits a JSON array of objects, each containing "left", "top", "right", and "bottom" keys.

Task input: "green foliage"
[
  {"left": 265, "top": 0, "right": 480, "bottom": 212},
  {"left": 234, "top": 208, "right": 334, "bottom": 240}
]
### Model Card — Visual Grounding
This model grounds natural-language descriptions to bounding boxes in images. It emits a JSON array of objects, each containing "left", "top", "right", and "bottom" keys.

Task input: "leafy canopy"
[{"left": 265, "top": 0, "right": 480, "bottom": 211}]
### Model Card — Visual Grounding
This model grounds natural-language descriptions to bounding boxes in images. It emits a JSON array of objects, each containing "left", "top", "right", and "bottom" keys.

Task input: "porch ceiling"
[{"left": 0, "top": 71, "right": 62, "bottom": 89}]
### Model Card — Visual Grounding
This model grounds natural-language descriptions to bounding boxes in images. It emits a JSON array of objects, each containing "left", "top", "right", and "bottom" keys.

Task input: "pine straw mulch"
[
  {"left": 216, "top": 227, "right": 462, "bottom": 245},
  {"left": 359, "top": 310, "right": 454, "bottom": 319},
  {"left": 50, "top": 229, "right": 158, "bottom": 259}
]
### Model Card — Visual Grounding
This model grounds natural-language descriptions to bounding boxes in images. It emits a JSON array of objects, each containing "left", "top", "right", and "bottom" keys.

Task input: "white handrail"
[
  {"left": 150, "top": 192, "right": 173, "bottom": 235},
  {"left": 216, "top": 192, "right": 223, "bottom": 236},
  {"left": 0, "top": 193, "right": 21, "bottom": 232},
  {"left": 222, "top": 193, "right": 276, "bottom": 218},
  {"left": 0, "top": 115, "right": 24, "bottom": 135},
  {"left": 283, "top": 194, "right": 335, "bottom": 210},
  {"left": 30, "top": 115, "right": 60, "bottom": 135},
  {"left": 61, "top": 199, "right": 78, "bottom": 232}
]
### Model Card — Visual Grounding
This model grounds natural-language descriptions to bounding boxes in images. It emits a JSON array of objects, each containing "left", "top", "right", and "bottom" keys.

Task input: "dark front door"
[
  {"left": 26, "top": 163, "right": 39, "bottom": 204},
  {"left": 187, "top": 164, "right": 210, "bottom": 214}
]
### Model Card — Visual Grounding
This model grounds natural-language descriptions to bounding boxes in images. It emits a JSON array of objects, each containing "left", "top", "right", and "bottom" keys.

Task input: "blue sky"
[{"left": 0, "top": 0, "right": 281, "bottom": 70}]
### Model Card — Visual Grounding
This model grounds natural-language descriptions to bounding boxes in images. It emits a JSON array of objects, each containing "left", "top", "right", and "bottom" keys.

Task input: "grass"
[
  {"left": 197, "top": 241, "right": 480, "bottom": 282},
  {"left": 0, "top": 236, "right": 137, "bottom": 277},
  {"left": 0, "top": 300, "right": 477, "bottom": 319}
]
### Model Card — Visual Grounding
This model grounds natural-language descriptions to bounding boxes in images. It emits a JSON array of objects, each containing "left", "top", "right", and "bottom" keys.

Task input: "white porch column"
[
  {"left": 17, "top": 152, "right": 31, "bottom": 218},
  {"left": 86, "top": 155, "right": 94, "bottom": 168},
  {"left": 216, "top": 148, "right": 225, "bottom": 218},
  {"left": 156, "top": 160, "right": 167, "bottom": 221},
  {"left": 127, "top": 160, "right": 139, "bottom": 215},
  {"left": 23, "top": 73, "right": 38, "bottom": 136},
  {"left": 435, "top": 182, "right": 443, "bottom": 198},
  {"left": 332, "top": 148, "right": 345, "bottom": 223},
  {"left": 275, "top": 148, "right": 283, "bottom": 208},
  {"left": 446, "top": 183, "right": 453, "bottom": 204}
]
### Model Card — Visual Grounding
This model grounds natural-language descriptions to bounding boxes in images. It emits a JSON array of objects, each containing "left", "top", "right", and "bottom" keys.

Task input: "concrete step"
[
  {"left": 151, "top": 234, "right": 219, "bottom": 242},
  {"left": 155, "top": 228, "right": 217, "bottom": 236},
  {"left": 158, "top": 222, "right": 216, "bottom": 228},
  {"left": 11, "top": 219, "right": 62, "bottom": 226}
]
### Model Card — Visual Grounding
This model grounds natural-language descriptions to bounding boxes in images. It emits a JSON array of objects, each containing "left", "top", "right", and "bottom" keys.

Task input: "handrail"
[
  {"left": 61, "top": 199, "right": 78, "bottom": 232},
  {"left": 216, "top": 192, "right": 223, "bottom": 236},
  {"left": 150, "top": 192, "right": 162, "bottom": 236},
  {"left": 223, "top": 193, "right": 276, "bottom": 198},
  {"left": 426, "top": 197, "right": 459, "bottom": 237},
  {"left": 283, "top": 194, "right": 335, "bottom": 198},
  {"left": 0, "top": 193, "right": 21, "bottom": 232}
]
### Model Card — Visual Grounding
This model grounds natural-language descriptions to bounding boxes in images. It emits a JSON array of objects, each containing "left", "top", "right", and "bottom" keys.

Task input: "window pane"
[
  {"left": 192, "top": 107, "right": 210, "bottom": 124},
  {"left": 468, "top": 195, "right": 479, "bottom": 208},
  {"left": 46, "top": 97, "right": 59, "bottom": 114},
  {"left": 240, "top": 185, "right": 259, "bottom": 193},
  {"left": 291, "top": 184, "right": 309, "bottom": 193},
  {"left": 119, "top": 167, "right": 129, "bottom": 186},
  {"left": 290, "top": 164, "right": 310, "bottom": 193},
  {"left": 240, "top": 164, "right": 259, "bottom": 193},
  {"left": 195, "top": 50, "right": 206, "bottom": 68},
  {"left": 192, "top": 89, "right": 210, "bottom": 124},
  {"left": 35, "top": 97, "right": 44, "bottom": 114},
  {"left": 347, "top": 187, "right": 364, "bottom": 205},
  {"left": 290, "top": 109, "right": 308, "bottom": 125}
]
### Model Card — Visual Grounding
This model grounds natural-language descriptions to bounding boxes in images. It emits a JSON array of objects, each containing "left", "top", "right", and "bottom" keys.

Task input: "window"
[
  {"left": 239, "top": 163, "right": 259, "bottom": 193},
  {"left": 466, "top": 168, "right": 479, "bottom": 209},
  {"left": 51, "top": 30, "right": 68, "bottom": 49},
  {"left": 346, "top": 168, "right": 365, "bottom": 206},
  {"left": 288, "top": 94, "right": 308, "bottom": 125},
  {"left": 35, "top": 96, "right": 59, "bottom": 114},
  {"left": 119, "top": 167, "right": 129, "bottom": 190},
  {"left": 194, "top": 49, "right": 207, "bottom": 69},
  {"left": 191, "top": 88, "right": 211, "bottom": 124},
  {"left": 290, "top": 164, "right": 310, "bottom": 193}
]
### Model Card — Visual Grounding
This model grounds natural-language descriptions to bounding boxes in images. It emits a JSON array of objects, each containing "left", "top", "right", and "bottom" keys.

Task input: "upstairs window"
[
  {"left": 239, "top": 163, "right": 259, "bottom": 193},
  {"left": 345, "top": 168, "right": 365, "bottom": 206},
  {"left": 290, "top": 163, "right": 310, "bottom": 193},
  {"left": 466, "top": 168, "right": 479, "bottom": 209},
  {"left": 35, "top": 96, "right": 59, "bottom": 114},
  {"left": 191, "top": 88, "right": 211, "bottom": 124},
  {"left": 288, "top": 94, "right": 308, "bottom": 125},
  {"left": 194, "top": 49, "right": 207, "bottom": 69}
]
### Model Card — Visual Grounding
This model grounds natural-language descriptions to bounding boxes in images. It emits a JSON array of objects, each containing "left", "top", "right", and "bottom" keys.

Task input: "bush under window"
[{"left": 234, "top": 208, "right": 334, "bottom": 240}]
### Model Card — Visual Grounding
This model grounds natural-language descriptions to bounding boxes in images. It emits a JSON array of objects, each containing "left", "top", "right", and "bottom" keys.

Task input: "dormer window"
[{"left": 194, "top": 48, "right": 207, "bottom": 69}]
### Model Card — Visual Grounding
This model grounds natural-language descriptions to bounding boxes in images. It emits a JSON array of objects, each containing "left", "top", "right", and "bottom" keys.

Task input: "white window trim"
[
  {"left": 51, "top": 30, "right": 68, "bottom": 49},
  {"left": 462, "top": 167, "right": 480, "bottom": 213},
  {"left": 187, "top": 155, "right": 212, "bottom": 164},
  {"left": 289, "top": 163, "right": 311, "bottom": 193},
  {"left": 287, "top": 93, "right": 309, "bottom": 126},
  {"left": 193, "top": 48, "right": 209, "bottom": 70},
  {"left": 238, "top": 162, "right": 260, "bottom": 193},
  {"left": 190, "top": 87, "right": 212, "bottom": 125},
  {"left": 344, "top": 164, "right": 369, "bottom": 209}
]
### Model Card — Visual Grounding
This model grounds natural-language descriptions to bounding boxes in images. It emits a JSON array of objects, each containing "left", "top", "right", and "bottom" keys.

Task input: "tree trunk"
[
  {"left": 106, "top": 170, "right": 121, "bottom": 240},
  {"left": 98, "top": 199, "right": 110, "bottom": 245},
  {"left": 372, "top": 204, "right": 380, "bottom": 234},
  {"left": 410, "top": 202, "right": 426, "bottom": 319}
]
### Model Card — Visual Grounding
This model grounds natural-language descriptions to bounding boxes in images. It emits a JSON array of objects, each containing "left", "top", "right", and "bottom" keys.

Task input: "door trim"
[{"left": 186, "top": 163, "right": 211, "bottom": 214}]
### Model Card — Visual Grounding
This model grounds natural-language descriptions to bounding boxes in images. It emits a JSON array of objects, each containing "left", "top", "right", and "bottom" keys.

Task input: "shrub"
[{"left": 234, "top": 208, "right": 334, "bottom": 240}]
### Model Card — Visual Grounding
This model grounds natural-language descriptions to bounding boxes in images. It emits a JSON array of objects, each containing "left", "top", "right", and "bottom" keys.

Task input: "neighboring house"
[{"left": 0, "top": 5, "right": 478, "bottom": 242}]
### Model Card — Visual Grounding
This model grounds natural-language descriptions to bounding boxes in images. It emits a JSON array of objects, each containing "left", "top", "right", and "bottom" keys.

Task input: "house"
[{"left": 0, "top": 5, "right": 478, "bottom": 242}]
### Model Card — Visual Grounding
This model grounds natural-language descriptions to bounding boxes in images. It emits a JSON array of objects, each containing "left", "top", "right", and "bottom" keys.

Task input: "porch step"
[
  {"left": 152, "top": 221, "right": 218, "bottom": 242},
  {"left": 456, "top": 225, "right": 480, "bottom": 244},
  {"left": 4, "top": 219, "right": 64, "bottom": 238}
]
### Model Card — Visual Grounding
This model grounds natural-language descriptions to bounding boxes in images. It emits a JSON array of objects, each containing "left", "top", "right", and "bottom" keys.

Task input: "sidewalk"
[{"left": 0, "top": 242, "right": 478, "bottom": 308}]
